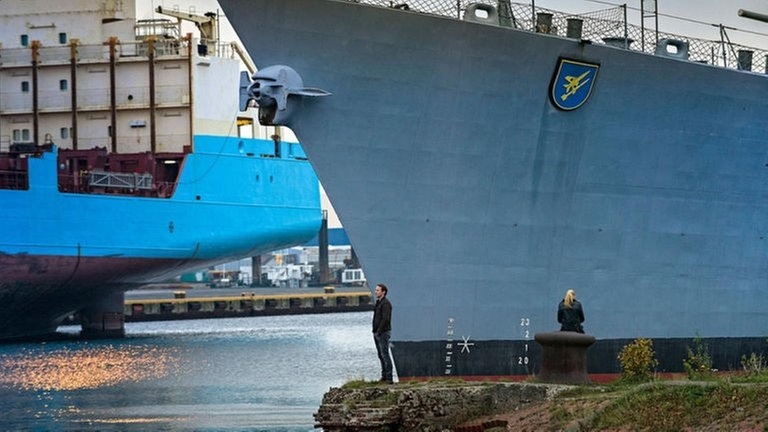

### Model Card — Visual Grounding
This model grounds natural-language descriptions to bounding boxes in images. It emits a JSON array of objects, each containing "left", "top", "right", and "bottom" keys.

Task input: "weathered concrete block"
[
  {"left": 314, "top": 382, "right": 569, "bottom": 432},
  {"left": 535, "top": 331, "right": 596, "bottom": 385}
]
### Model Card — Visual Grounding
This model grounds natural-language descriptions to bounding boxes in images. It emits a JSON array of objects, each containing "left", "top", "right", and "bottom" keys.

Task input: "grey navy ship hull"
[{"left": 219, "top": 0, "right": 768, "bottom": 377}]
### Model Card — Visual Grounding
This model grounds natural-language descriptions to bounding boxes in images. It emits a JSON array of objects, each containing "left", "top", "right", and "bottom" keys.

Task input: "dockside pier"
[{"left": 124, "top": 286, "right": 373, "bottom": 322}]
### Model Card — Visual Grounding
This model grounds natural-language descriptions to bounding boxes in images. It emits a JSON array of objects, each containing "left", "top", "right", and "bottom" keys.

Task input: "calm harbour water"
[{"left": 0, "top": 312, "right": 380, "bottom": 432}]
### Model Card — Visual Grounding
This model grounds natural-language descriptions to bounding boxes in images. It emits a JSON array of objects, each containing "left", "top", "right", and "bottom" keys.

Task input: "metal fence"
[{"left": 349, "top": 0, "right": 768, "bottom": 73}]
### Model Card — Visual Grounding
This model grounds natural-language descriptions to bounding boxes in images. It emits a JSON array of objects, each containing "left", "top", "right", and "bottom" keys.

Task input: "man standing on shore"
[{"left": 372, "top": 283, "right": 393, "bottom": 384}]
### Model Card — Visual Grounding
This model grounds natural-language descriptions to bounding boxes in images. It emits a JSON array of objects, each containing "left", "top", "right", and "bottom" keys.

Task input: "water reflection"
[
  {"left": 0, "top": 313, "right": 377, "bottom": 431},
  {"left": 0, "top": 344, "right": 179, "bottom": 391}
]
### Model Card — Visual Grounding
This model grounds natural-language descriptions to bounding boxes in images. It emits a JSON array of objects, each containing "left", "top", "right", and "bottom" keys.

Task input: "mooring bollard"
[{"left": 534, "top": 331, "right": 596, "bottom": 384}]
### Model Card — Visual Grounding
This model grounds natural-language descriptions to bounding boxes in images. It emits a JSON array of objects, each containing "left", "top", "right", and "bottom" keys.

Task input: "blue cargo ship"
[{"left": 0, "top": 1, "right": 321, "bottom": 339}]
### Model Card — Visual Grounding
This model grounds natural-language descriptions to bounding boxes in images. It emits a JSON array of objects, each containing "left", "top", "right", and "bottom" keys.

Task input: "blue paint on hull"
[{"left": 0, "top": 135, "right": 321, "bottom": 338}]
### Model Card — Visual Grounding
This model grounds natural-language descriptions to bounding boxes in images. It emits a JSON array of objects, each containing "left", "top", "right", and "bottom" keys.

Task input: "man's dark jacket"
[{"left": 372, "top": 296, "right": 392, "bottom": 334}]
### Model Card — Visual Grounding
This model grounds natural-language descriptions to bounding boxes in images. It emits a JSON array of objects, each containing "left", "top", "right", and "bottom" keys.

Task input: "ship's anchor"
[{"left": 239, "top": 65, "right": 330, "bottom": 126}]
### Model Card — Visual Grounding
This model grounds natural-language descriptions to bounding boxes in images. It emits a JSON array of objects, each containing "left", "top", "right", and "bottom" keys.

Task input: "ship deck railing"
[
  {"left": 57, "top": 173, "right": 177, "bottom": 197},
  {"left": 0, "top": 169, "right": 28, "bottom": 190},
  {"left": 88, "top": 171, "right": 155, "bottom": 191},
  {"left": 0, "top": 35, "right": 240, "bottom": 68},
  {"left": 352, "top": 0, "right": 768, "bottom": 74}
]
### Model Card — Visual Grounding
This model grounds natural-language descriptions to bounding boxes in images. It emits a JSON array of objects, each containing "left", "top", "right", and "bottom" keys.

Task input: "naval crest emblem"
[{"left": 550, "top": 58, "right": 599, "bottom": 111}]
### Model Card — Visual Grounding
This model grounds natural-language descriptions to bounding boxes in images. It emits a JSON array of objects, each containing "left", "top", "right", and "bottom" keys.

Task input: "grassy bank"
[
  {"left": 544, "top": 379, "right": 768, "bottom": 431},
  {"left": 337, "top": 375, "right": 768, "bottom": 431}
]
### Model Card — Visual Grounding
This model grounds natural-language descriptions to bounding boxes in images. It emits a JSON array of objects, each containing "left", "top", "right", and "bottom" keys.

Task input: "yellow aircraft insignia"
[
  {"left": 560, "top": 71, "right": 591, "bottom": 102},
  {"left": 550, "top": 58, "right": 600, "bottom": 111}
]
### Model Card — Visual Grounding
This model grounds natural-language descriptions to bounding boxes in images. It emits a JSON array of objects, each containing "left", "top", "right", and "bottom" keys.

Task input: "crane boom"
[{"left": 155, "top": 6, "right": 218, "bottom": 45}]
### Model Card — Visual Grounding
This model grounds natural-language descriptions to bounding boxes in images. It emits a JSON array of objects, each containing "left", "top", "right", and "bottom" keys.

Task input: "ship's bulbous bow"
[{"left": 239, "top": 65, "right": 330, "bottom": 125}]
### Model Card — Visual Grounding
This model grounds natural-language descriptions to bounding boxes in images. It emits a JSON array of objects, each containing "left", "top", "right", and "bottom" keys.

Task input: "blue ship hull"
[
  {"left": 220, "top": 0, "right": 768, "bottom": 377},
  {"left": 0, "top": 135, "right": 321, "bottom": 339}
]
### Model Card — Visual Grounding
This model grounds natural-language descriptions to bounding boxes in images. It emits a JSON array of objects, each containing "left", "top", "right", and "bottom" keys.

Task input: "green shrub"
[
  {"left": 740, "top": 352, "right": 766, "bottom": 376},
  {"left": 617, "top": 338, "right": 658, "bottom": 382},
  {"left": 683, "top": 337, "right": 714, "bottom": 380}
]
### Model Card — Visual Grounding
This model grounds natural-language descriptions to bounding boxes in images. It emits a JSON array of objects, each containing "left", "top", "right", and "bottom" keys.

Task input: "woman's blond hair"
[{"left": 564, "top": 289, "right": 576, "bottom": 308}]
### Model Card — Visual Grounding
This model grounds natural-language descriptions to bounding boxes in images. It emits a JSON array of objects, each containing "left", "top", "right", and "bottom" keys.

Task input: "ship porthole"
[{"left": 238, "top": 140, "right": 244, "bottom": 153}]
